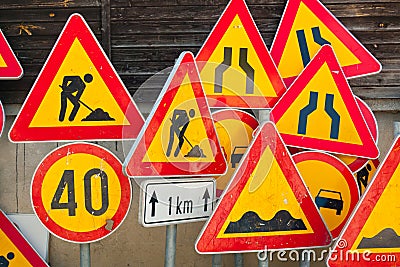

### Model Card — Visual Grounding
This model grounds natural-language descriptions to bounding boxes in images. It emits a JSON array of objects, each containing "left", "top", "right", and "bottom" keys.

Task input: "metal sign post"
[
  {"left": 164, "top": 224, "right": 177, "bottom": 267},
  {"left": 80, "top": 243, "right": 90, "bottom": 267},
  {"left": 258, "top": 109, "right": 270, "bottom": 267}
]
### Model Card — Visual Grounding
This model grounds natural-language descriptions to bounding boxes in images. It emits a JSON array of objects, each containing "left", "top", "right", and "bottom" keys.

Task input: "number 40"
[{"left": 51, "top": 168, "right": 109, "bottom": 216}]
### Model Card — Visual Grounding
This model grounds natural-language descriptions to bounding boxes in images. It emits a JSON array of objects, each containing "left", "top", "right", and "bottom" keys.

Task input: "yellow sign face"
[
  {"left": 144, "top": 75, "right": 215, "bottom": 163},
  {"left": 213, "top": 109, "right": 258, "bottom": 195},
  {"left": 0, "top": 54, "right": 6, "bottom": 67},
  {"left": 355, "top": 159, "right": 379, "bottom": 195},
  {"left": 217, "top": 146, "right": 314, "bottom": 238},
  {"left": 276, "top": 63, "right": 361, "bottom": 144},
  {"left": 0, "top": 230, "right": 33, "bottom": 266},
  {"left": 31, "top": 143, "right": 131, "bottom": 243},
  {"left": 199, "top": 16, "right": 278, "bottom": 99},
  {"left": 30, "top": 38, "right": 127, "bottom": 127},
  {"left": 352, "top": 168, "right": 400, "bottom": 252},
  {"left": 293, "top": 152, "right": 359, "bottom": 238},
  {"left": 276, "top": 2, "right": 359, "bottom": 79}
]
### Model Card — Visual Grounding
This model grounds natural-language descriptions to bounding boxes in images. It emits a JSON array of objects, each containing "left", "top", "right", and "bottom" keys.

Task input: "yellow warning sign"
[
  {"left": 30, "top": 38, "right": 127, "bottom": 127},
  {"left": 270, "top": 0, "right": 381, "bottom": 85},
  {"left": 123, "top": 51, "right": 226, "bottom": 177},
  {"left": 276, "top": 62, "right": 361, "bottom": 144},
  {"left": 196, "top": 0, "right": 285, "bottom": 108},
  {"left": 352, "top": 165, "right": 400, "bottom": 252},
  {"left": 276, "top": 2, "right": 359, "bottom": 79},
  {"left": 144, "top": 74, "right": 215, "bottom": 163},
  {"left": 271, "top": 45, "right": 378, "bottom": 159},
  {"left": 0, "top": 230, "right": 34, "bottom": 266},
  {"left": 217, "top": 145, "right": 314, "bottom": 238},
  {"left": 0, "top": 55, "right": 6, "bottom": 67}
]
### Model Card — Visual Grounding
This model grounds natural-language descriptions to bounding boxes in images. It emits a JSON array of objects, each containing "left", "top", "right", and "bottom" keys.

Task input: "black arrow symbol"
[
  {"left": 149, "top": 191, "right": 158, "bottom": 217},
  {"left": 202, "top": 188, "right": 210, "bottom": 212}
]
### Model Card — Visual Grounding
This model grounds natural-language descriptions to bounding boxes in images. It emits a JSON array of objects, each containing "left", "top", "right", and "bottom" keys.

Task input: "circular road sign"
[
  {"left": 293, "top": 151, "right": 359, "bottom": 238},
  {"left": 31, "top": 142, "right": 131, "bottom": 243},
  {"left": 212, "top": 109, "right": 259, "bottom": 196}
]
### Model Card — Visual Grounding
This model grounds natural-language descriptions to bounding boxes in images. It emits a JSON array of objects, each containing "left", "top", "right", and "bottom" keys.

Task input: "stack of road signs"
[
  {"left": 196, "top": 122, "right": 331, "bottom": 253},
  {"left": 9, "top": 13, "right": 144, "bottom": 142},
  {"left": 270, "top": 0, "right": 381, "bottom": 86},
  {"left": 0, "top": 210, "right": 48, "bottom": 266},
  {"left": 327, "top": 136, "right": 400, "bottom": 266},
  {"left": 212, "top": 109, "right": 259, "bottom": 196},
  {"left": 31, "top": 143, "right": 131, "bottom": 243},
  {"left": 0, "top": 29, "right": 23, "bottom": 80},
  {"left": 123, "top": 52, "right": 227, "bottom": 178},
  {"left": 270, "top": 45, "right": 379, "bottom": 159},
  {"left": 196, "top": 0, "right": 286, "bottom": 109}
]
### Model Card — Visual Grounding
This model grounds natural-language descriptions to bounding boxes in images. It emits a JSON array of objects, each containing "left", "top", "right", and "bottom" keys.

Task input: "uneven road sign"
[
  {"left": 31, "top": 142, "right": 131, "bottom": 243},
  {"left": 139, "top": 178, "right": 215, "bottom": 227},
  {"left": 0, "top": 210, "right": 48, "bottom": 266},
  {"left": 196, "top": 122, "right": 331, "bottom": 253},
  {"left": 327, "top": 136, "right": 400, "bottom": 266}
]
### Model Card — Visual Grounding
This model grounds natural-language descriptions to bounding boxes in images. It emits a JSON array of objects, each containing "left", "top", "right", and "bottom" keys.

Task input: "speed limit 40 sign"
[{"left": 31, "top": 142, "right": 131, "bottom": 243}]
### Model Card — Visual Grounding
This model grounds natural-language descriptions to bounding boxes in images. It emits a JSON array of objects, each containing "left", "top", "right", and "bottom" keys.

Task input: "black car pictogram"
[{"left": 315, "top": 189, "right": 344, "bottom": 215}]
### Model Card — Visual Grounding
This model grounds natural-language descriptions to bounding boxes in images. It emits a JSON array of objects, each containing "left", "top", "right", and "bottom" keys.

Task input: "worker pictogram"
[
  {"left": 270, "top": 0, "right": 381, "bottom": 86},
  {"left": 8, "top": 13, "right": 144, "bottom": 142},
  {"left": 123, "top": 51, "right": 227, "bottom": 178},
  {"left": 327, "top": 136, "right": 400, "bottom": 266},
  {"left": 195, "top": 122, "right": 331, "bottom": 253},
  {"left": 270, "top": 45, "right": 379, "bottom": 159},
  {"left": 196, "top": 0, "right": 286, "bottom": 109},
  {"left": 355, "top": 158, "right": 380, "bottom": 195}
]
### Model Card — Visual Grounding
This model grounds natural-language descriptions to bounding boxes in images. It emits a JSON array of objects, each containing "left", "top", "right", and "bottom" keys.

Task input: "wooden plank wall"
[{"left": 0, "top": 0, "right": 398, "bottom": 108}]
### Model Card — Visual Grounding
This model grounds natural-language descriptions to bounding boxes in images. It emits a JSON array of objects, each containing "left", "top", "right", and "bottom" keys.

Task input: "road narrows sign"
[
  {"left": 212, "top": 109, "right": 258, "bottom": 196},
  {"left": 270, "top": 0, "right": 381, "bottom": 86},
  {"left": 139, "top": 178, "right": 215, "bottom": 227},
  {"left": 0, "top": 210, "right": 48, "bottom": 266},
  {"left": 195, "top": 122, "right": 331, "bottom": 253},
  {"left": 9, "top": 13, "right": 144, "bottom": 142},
  {"left": 123, "top": 51, "right": 227, "bottom": 178},
  {"left": 31, "top": 142, "right": 131, "bottom": 243},
  {"left": 195, "top": 0, "right": 286, "bottom": 109},
  {"left": 0, "top": 29, "right": 23, "bottom": 79},
  {"left": 327, "top": 136, "right": 400, "bottom": 266},
  {"left": 270, "top": 45, "right": 379, "bottom": 159},
  {"left": 293, "top": 151, "right": 359, "bottom": 238}
]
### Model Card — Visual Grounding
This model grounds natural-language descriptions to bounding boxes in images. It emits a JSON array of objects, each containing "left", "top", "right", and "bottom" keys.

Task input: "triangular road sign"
[
  {"left": 0, "top": 29, "right": 23, "bottom": 79},
  {"left": 195, "top": 122, "right": 331, "bottom": 253},
  {"left": 123, "top": 52, "right": 227, "bottom": 177},
  {"left": 270, "top": 45, "right": 379, "bottom": 159},
  {"left": 270, "top": 0, "right": 381, "bottom": 86},
  {"left": 0, "top": 210, "right": 48, "bottom": 266},
  {"left": 327, "top": 136, "right": 400, "bottom": 266},
  {"left": 196, "top": 0, "right": 286, "bottom": 109},
  {"left": 9, "top": 13, "right": 144, "bottom": 142}
]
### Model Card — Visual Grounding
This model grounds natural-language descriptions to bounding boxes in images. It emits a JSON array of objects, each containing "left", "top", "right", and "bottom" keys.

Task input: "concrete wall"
[{"left": 1, "top": 107, "right": 399, "bottom": 267}]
